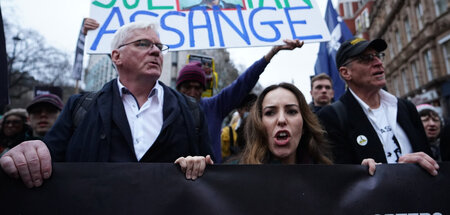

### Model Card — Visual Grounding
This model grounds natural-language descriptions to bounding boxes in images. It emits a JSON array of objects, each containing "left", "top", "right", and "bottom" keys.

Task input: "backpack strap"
[
  {"left": 331, "top": 100, "right": 347, "bottom": 131},
  {"left": 72, "top": 91, "right": 101, "bottom": 129},
  {"left": 182, "top": 95, "right": 201, "bottom": 135}
]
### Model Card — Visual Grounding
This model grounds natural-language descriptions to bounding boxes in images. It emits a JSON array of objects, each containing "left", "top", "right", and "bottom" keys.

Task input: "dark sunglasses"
[{"left": 343, "top": 52, "right": 385, "bottom": 66}]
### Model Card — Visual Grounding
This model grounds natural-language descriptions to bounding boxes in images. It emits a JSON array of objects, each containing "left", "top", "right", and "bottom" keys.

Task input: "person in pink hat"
[{"left": 416, "top": 104, "right": 443, "bottom": 161}]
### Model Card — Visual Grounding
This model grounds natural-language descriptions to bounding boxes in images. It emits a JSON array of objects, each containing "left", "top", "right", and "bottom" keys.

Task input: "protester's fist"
[
  {"left": 279, "top": 39, "right": 304, "bottom": 50},
  {"left": 0, "top": 140, "right": 52, "bottom": 188},
  {"left": 82, "top": 18, "right": 100, "bottom": 35}
]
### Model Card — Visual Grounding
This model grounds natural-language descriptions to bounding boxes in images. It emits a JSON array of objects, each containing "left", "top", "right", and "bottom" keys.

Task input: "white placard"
[{"left": 86, "top": 0, "right": 330, "bottom": 53}]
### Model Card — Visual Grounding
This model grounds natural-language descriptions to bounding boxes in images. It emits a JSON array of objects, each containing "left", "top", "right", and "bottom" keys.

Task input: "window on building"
[
  {"left": 442, "top": 39, "right": 450, "bottom": 74},
  {"left": 424, "top": 50, "right": 434, "bottom": 81},
  {"left": 343, "top": 2, "right": 353, "bottom": 18},
  {"left": 363, "top": 9, "right": 370, "bottom": 28},
  {"left": 385, "top": 3, "right": 391, "bottom": 15},
  {"left": 411, "top": 61, "right": 420, "bottom": 88},
  {"left": 434, "top": 0, "right": 447, "bottom": 17},
  {"left": 394, "top": 76, "right": 400, "bottom": 97},
  {"left": 404, "top": 17, "right": 411, "bottom": 42},
  {"left": 396, "top": 30, "right": 402, "bottom": 51},
  {"left": 358, "top": 0, "right": 367, "bottom": 8},
  {"left": 401, "top": 69, "right": 409, "bottom": 93},
  {"left": 416, "top": 3, "right": 424, "bottom": 30},
  {"left": 388, "top": 39, "right": 395, "bottom": 58}
]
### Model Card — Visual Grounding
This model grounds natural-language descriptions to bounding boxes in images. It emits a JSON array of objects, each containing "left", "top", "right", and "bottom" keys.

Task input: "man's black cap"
[{"left": 335, "top": 38, "right": 387, "bottom": 69}]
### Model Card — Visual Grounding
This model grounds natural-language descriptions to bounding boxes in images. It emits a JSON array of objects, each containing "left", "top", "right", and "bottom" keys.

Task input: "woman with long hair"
[
  {"left": 175, "top": 83, "right": 335, "bottom": 179},
  {"left": 238, "top": 83, "right": 332, "bottom": 165}
]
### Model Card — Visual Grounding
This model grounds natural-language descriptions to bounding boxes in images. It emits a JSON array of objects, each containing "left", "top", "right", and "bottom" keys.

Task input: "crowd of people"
[{"left": 0, "top": 21, "right": 448, "bottom": 187}]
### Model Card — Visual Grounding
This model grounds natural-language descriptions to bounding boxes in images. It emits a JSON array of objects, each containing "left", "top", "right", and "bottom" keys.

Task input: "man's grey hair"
[{"left": 110, "top": 22, "right": 159, "bottom": 52}]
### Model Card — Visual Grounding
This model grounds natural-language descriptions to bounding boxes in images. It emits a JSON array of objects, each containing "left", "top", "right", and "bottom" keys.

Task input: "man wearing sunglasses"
[
  {"left": 317, "top": 38, "right": 439, "bottom": 176},
  {"left": 0, "top": 22, "right": 214, "bottom": 188}
]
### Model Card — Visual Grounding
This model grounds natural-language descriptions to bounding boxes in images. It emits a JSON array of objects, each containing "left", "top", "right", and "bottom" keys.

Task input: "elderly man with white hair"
[{"left": 0, "top": 22, "right": 213, "bottom": 188}]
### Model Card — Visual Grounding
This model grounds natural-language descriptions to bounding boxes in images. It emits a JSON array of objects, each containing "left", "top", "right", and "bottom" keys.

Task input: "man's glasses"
[
  {"left": 343, "top": 52, "right": 385, "bottom": 66},
  {"left": 118, "top": 39, "right": 169, "bottom": 55}
]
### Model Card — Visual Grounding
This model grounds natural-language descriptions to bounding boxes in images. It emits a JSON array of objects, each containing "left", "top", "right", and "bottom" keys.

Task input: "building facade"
[
  {"left": 338, "top": 0, "right": 375, "bottom": 39},
  {"left": 84, "top": 55, "right": 116, "bottom": 91},
  {"left": 369, "top": 0, "right": 449, "bottom": 120}
]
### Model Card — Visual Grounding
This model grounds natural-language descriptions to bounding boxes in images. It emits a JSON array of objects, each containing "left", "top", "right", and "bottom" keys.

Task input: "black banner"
[{"left": 1, "top": 163, "right": 449, "bottom": 214}]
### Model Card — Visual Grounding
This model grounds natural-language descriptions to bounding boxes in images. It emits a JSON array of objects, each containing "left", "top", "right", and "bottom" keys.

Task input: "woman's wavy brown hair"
[{"left": 239, "top": 83, "right": 332, "bottom": 164}]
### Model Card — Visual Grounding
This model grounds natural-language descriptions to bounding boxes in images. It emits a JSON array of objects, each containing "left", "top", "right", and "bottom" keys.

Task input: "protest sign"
[{"left": 86, "top": 0, "right": 331, "bottom": 53}]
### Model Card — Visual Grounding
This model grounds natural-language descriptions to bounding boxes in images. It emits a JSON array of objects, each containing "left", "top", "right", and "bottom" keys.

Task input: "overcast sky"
[{"left": 1, "top": 0, "right": 339, "bottom": 102}]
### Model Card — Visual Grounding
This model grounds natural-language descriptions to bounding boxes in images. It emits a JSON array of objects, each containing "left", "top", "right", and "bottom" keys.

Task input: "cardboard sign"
[
  {"left": 86, "top": 0, "right": 331, "bottom": 53},
  {"left": 187, "top": 54, "right": 217, "bottom": 97}
]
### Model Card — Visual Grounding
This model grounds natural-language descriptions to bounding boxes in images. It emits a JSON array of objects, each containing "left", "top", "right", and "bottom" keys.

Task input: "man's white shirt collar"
[
  {"left": 117, "top": 78, "right": 163, "bottom": 100},
  {"left": 349, "top": 88, "right": 397, "bottom": 113},
  {"left": 349, "top": 88, "right": 398, "bottom": 133}
]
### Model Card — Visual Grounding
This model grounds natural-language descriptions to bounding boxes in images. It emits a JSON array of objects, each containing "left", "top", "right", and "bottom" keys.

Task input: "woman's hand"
[{"left": 175, "top": 155, "right": 214, "bottom": 180}]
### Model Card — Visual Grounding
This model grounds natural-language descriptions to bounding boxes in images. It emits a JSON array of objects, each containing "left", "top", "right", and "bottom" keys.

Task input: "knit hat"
[
  {"left": 176, "top": 61, "right": 206, "bottom": 90},
  {"left": 416, "top": 104, "right": 440, "bottom": 116},
  {"left": 3, "top": 108, "right": 28, "bottom": 121},
  {"left": 27, "top": 93, "right": 64, "bottom": 112},
  {"left": 336, "top": 38, "right": 387, "bottom": 69}
]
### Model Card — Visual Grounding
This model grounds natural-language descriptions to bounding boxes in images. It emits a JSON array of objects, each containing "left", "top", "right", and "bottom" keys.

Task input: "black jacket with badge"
[
  {"left": 44, "top": 79, "right": 212, "bottom": 162},
  {"left": 317, "top": 90, "right": 431, "bottom": 164}
]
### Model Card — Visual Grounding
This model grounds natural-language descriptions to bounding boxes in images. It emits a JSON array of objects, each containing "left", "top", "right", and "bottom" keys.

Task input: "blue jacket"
[
  {"left": 44, "top": 79, "right": 212, "bottom": 162},
  {"left": 200, "top": 57, "right": 269, "bottom": 162}
]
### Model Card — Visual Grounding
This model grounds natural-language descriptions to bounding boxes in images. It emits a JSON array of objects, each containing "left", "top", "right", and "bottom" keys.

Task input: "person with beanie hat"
[
  {"left": 176, "top": 39, "right": 305, "bottom": 164},
  {"left": 176, "top": 61, "right": 206, "bottom": 101},
  {"left": 416, "top": 104, "right": 443, "bottom": 161},
  {"left": 26, "top": 94, "right": 64, "bottom": 139},
  {"left": 0, "top": 108, "right": 32, "bottom": 156}
]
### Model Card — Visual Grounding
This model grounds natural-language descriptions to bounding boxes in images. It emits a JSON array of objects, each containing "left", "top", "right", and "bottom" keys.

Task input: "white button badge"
[{"left": 356, "top": 135, "right": 368, "bottom": 146}]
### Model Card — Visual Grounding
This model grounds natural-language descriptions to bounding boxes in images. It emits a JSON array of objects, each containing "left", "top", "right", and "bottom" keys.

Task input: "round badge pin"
[{"left": 356, "top": 135, "right": 368, "bottom": 146}]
